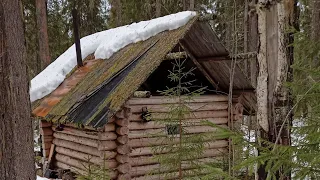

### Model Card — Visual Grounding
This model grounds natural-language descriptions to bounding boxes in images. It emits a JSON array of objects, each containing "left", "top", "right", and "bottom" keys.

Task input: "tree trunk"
[
  {"left": 0, "top": 0, "right": 36, "bottom": 179},
  {"left": 248, "top": 0, "right": 258, "bottom": 88},
  {"left": 256, "top": 0, "right": 294, "bottom": 179},
  {"left": 183, "top": 0, "right": 187, "bottom": 11},
  {"left": 36, "top": 0, "right": 51, "bottom": 69},
  {"left": 189, "top": 0, "right": 194, "bottom": 11},
  {"left": 311, "top": 0, "right": 320, "bottom": 42},
  {"left": 115, "top": 0, "right": 122, "bottom": 27},
  {"left": 156, "top": 0, "right": 161, "bottom": 17}
]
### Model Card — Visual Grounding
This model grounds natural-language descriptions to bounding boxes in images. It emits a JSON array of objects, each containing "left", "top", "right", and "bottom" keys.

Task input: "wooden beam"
[
  {"left": 198, "top": 52, "right": 257, "bottom": 62},
  {"left": 164, "top": 52, "right": 187, "bottom": 60},
  {"left": 72, "top": 9, "right": 83, "bottom": 67},
  {"left": 179, "top": 42, "right": 220, "bottom": 90}
]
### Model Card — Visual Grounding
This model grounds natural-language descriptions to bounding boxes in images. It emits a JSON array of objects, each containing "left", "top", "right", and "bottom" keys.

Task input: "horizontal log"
[
  {"left": 129, "top": 118, "right": 228, "bottom": 130},
  {"left": 132, "top": 167, "right": 213, "bottom": 180},
  {"left": 64, "top": 123, "right": 97, "bottom": 131},
  {"left": 118, "top": 173, "right": 131, "bottom": 180},
  {"left": 117, "top": 163, "right": 131, "bottom": 173},
  {"left": 131, "top": 157, "right": 225, "bottom": 177},
  {"left": 128, "top": 95, "right": 229, "bottom": 105},
  {"left": 53, "top": 139, "right": 116, "bottom": 159},
  {"left": 129, "top": 125, "right": 227, "bottom": 141},
  {"left": 129, "top": 134, "right": 227, "bottom": 148},
  {"left": 129, "top": 123, "right": 228, "bottom": 139},
  {"left": 52, "top": 126, "right": 117, "bottom": 141},
  {"left": 115, "top": 118, "right": 129, "bottom": 127},
  {"left": 165, "top": 52, "right": 187, "bottom": 60},
  {"left": 104, "top": 123, "right": 116, "bottom": 132},
  {"left": 130, "top": 140, "right": 228, "bottom": 156},
  {"left": 117, "top": 135, "right": 129, "bottom": 145},
  {"left": 98, "top": 131, "right": 118, "bottom": 141},
  {"left": 55, "top": 146, "right": 117, "bottom": 168},
  {"left": 117, "top": 145, "right": 131, "bottom": 155},
  {"left": 116, "top": 127, "right": 129, "bottom": 135},
  {"left": 115, "top": 110, "right": 125, "bottom": 119},
  {"left": 53, "top": 132, "right": 98, "bottom": 147},
  {"left": 40, "top": 128, "right": 53, "bottom": 136},
  {"left": 43, "top": 135, "right": 53, "bottom": 143},
  {"left": 54, "top": 161, "right": 86, "bottom": 175},
  {"left": 40, "top": 121, "right": 52, "bottom": 128},
  {"left": 55, "top": 153, "right": 89, "bottom": 171},
  {"left": 108, "top": 117, "right": 115, "bottom": 123},
  {"left": 129, "top": 110, "right": 228, "bottom": 122},
  {"left": 97, "top": 140, "right": 118, "bottom": 151},
  {"left": 130, "top": 102, "right": 228, "bottom": 113},
  {"left": 54, "top": 160, "right": 118, "bottom": 179},
  {"left": 116, "top": 155, "right": 130, "bottom": 163},
  {"left": 130, "top": 148, "right": 227, "bottom": 166}
]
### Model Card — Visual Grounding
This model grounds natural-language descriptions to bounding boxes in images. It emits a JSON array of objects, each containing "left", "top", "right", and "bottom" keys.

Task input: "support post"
[{"left": 72, "top": 9, "right": 83, "bottom": 67}]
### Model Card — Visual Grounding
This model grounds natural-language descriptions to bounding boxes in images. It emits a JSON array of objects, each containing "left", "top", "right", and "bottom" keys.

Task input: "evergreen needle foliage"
[
  {"left": 150, "top": 58, "right": 207, "bottom": 179},
  {"left": 76, "top": 157, "right": 110, "bottom": 180}
]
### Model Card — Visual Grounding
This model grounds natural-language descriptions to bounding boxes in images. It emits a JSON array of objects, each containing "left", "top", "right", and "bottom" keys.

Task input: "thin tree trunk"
[
  {"left": 248, "top": 0, "right": 258, "bottom": 88},
  {"left": 0, "top": 0, "right": 35, "bottom": 179},
  {"left": 156, "top": 0, "right": 161, "bottom": 17},
  {"left": 36, "top": 0, "right": 51, "bottom": 69},
  {"left": 183, "top": 0, "right": 187, "bottom": 11},
  {"left": 257, "top": 1, "right": 269, "bottom": 134},
  {"left": 311, "top": 0, "right": 320, "bottom": 41},
  {"left": 244, "top": 0, "right": 249, "bottom": 74},
  {"left": 115, "top": 0, "right": 122, "bottom": 27},
  {"left": 189, "top": 0, "right": 194, "bottom": 11}
]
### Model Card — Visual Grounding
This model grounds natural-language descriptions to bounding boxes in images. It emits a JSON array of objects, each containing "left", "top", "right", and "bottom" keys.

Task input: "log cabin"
[{"left": 32, "top": 14, "right": 256, "bottom": 180}]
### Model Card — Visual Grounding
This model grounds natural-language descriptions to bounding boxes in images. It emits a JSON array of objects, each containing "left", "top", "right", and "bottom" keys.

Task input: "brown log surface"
[
  {"left": 53, "top": 139, "right": 116, "bottom": 159},
  {"left": 130, "top": 140, "right": 228, "bottom": 156},
  {"left": 128, "top": 95, "right": 229, "bottom": 105}
]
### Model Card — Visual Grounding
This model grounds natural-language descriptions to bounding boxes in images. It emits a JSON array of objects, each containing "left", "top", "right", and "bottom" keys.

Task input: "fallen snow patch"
[
  {"left": 30, "top": 11, "right": 196, "bottom": 102},
  {"left": 36, "top": 176, "right": 49, "bottom": 180}
]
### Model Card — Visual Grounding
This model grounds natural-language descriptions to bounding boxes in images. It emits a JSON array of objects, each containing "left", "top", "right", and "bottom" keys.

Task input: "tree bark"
[
  {"left": 183, "top": 0, "right": 187, "bottom": 11},
  {"left": 256, "top": 0, "right": 294, "bottom": 179},
  {"left": 115, "top": 0, "right": 122, "bottom": 27},
  {"left": 189, "top": 0, "right": 195, "bottom": 11},
  {"left": 311, "top": 0, "right": 320, "bottom": 42},
  {"left": 36, "top": 0, "right": 51, "bottom": 69},
  {"left": 156, "top": 0, "right": 161, "bottom": 17},
  {"left": 0, "top": 0, "right": 36, "bottom": 179}
]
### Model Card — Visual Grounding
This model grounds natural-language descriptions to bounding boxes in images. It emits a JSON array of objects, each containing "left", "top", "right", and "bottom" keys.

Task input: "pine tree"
[{"left": 0, "top": 0, "right": 36, "bottom": 179}]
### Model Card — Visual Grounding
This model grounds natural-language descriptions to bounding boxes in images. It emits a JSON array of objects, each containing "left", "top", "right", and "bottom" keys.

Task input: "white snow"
[
  {"left": 36, "top": 176, "right": 49, "bottom": 180},
  {"left": 30, "top": 11, "right": 196, "bottom": 102}
]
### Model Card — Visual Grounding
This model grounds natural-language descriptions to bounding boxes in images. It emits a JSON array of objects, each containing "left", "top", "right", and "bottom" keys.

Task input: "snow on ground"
[
  {"left": 37, "top": 176, "right": 49, "bottom": 180},
  {"left": 30, "top": 11, "right": 196, "bottom": 102}
]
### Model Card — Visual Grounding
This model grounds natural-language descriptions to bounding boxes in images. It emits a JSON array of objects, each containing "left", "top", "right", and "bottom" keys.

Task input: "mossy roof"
[{"left": 32, "top": 16, "right": 199, "bottom": 127}]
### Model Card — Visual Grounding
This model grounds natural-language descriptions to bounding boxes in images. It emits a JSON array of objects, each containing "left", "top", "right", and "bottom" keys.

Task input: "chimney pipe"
[{"left": 72, "top": 9, "right": 83, "bottom": 67}]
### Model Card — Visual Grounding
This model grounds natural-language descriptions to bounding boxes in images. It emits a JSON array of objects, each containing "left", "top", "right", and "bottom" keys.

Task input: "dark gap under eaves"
[{"left": 139, "top": 58, "right": 218, "bottom": 95}]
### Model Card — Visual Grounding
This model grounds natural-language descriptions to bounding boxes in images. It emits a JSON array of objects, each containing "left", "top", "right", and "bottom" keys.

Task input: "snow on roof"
[{"left": 30, "top": 11, "right": 196, "bottom": 102}]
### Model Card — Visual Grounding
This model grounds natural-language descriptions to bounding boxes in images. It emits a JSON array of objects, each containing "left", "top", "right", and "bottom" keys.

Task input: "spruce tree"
[{"left": 148, "top": 57, "right": 208, "bottom": 179}]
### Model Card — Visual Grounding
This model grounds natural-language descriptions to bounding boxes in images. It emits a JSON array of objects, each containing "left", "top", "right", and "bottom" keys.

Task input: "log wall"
[
  {"left": 49, "top": 119, "right": 119, "bottom": 179},
  {"left": 41, "top": 95, "right": 243, "bottom": 180},
  {"left": 127, "top": 95, "right": 243, "bottom": 179},
  {"left": 40, "top": 120, "right": 53, "bottom": 159}
]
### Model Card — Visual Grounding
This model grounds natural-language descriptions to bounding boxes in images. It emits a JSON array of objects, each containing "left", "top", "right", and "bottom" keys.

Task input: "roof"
[{"left": 32, "top": 16, "right": 254, "bottom": 128}]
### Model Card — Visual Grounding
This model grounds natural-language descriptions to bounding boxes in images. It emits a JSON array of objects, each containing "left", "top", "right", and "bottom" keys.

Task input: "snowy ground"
[
  {"left": 37, "top": 176, "right": 49, "bottom": 180},
  {"left": 30, "top": 11, "right": 196, "bottom": 102}
]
